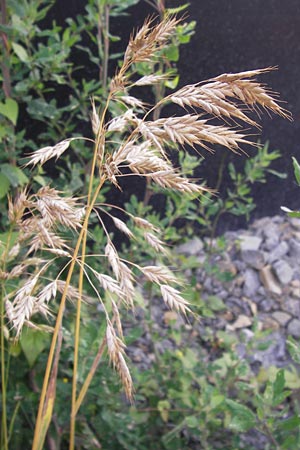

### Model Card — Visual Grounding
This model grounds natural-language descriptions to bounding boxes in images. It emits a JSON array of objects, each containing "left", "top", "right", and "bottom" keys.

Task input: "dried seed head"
[
  {"left": 105, "top": 242, "right": 121, "bottom": 280},
  {"left": 124, "top": 16, "right": 179, "bottom": 65},
  {"left": 91, "top": 98, "right": 101, "bottom": 136},
  {"left": 106, "top": 322, "right": 133, "bottom": 401},
  {"left": 8, "top": 190, "right": 28, "bottom": 224},
  {"left": 36, "top": 186, "right": 83, "bottom": 230},
  {"left": 144, "top": 232, "right": 168, "bottom": 254},
  {"left": 112, "top": 217, "right": 134, "bottom": 238},
  {"left": 160, "top": 284, "right": 192, "bottom": 316},
  {"left": 142, "top": 265, "right": 178, "bottom": 285},
  {"left": 26, "top": 138, "right": 75, "bottom": 167}
]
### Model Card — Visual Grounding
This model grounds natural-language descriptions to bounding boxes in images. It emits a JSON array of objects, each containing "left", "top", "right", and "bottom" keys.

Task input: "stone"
[
  {"left": 262, "top": 225, "right": 280, "bottom": 250},
  {"left": 288, "top": 238, "right": 300, "bottom": 262},
  {"left": 260, "top": 316, "right": 280, "bottom": 331},
  {"left": 251, "top": 332, "right": 286, "bottom": 366},
  {"left": 260, "top": 299, "right": 276, "bottom": 312},
  {"left": 287, "top": 319, "right": 300, "bottom": 338},
  {"left": 176, "top": 236, "right": 204, "bottom": 256},
  {"left": 283, "top": 298, "right": 300, "bottom": 317},
  {"left": 273, "top": 260, "right": 294, "bottom": 285},
  {"left": 259, "top": 265, "right": 282, "bottom": 295},
  {"left": 290, "top": 217, "right": 300, "bottom": 229},
  {"left": 243, "top": 268, "right": 261, "bottom": 297},
  {"left": 227, "top": 314, "right": 252, "bottom": 330},
  {"left": 272, "top": 311, "right": 292, "bottom": 327},
  {"left": 267, "top": 241, "right": 289, "bottom": 263},
  {"left": 290, "top": 280, "right": 300, "bottom": 298},
  {"left": 241, "top": 249, "right": 265, "bottom": 269},
  {"left": 239, "top": 235, "right": 263, "bottom": 252}
]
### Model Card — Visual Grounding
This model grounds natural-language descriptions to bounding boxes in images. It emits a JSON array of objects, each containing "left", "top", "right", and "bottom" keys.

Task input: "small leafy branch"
[{"left": 0, "top": 14, "right": 290, "bottom": 450}]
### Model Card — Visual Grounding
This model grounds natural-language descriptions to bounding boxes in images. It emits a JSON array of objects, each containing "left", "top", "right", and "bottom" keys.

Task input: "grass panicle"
[{"left": 0, "top": 15, "right": 290, "bottom": 450}]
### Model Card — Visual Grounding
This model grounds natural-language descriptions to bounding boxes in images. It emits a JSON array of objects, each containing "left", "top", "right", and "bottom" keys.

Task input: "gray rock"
[
  {"left": 288, "top": 238, "right": 300, "bottom": 262},
  {"left": 243, "top": 268, "right": 261, "bottom": 297},
  {"left": 273, "top": 260, "right": 294, "bottom": 285},
  {"left": 272, "top": 311, "right": 292, "bottom": 327},
  {"left": 267, "top": 241, "right": 289, "bottom": 263},
  {"left": 251, "top": 332, "right": 287, "bottom": 367},
  {"left": 263, "top": 226, "right": 280, "bottom": 250},
  {"left": 241, "top": 249, "right": 265, "bottom": 269},
  {"left": 260, "top": 299, "right": 276, "bottom": 312},
  {"left": 283, "top": 298, "right": 300, "bottom": 317},
  {"left": 176, "top": 237, "right": 204, "bottom": 256},
  {"left": 287, "top": 319, "right": 300, "bottom": 338},
  {"left": 239, "top": 235, "right": 263, "bottom": 252}
]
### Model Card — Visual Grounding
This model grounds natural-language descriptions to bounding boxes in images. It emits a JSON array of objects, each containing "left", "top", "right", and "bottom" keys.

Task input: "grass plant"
[{"left": 0, "top": 14, "right": 290, "bottom": 450}]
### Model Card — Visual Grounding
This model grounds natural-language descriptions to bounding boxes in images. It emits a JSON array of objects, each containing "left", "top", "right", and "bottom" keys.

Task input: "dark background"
[{"left": 47, "top": 0, "right": 300, "bottom": 232}]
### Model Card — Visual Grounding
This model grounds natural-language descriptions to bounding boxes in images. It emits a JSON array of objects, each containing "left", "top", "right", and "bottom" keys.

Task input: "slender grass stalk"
[
  {"left": 74, "top": 338, "right": 106, "bottom": 415},
  {"left": 69, "top": 251, "right": 84, "bottom": 450},
  {"left": 0, "top": 226, "right": 14, "bottom": 450},
  {"left": 0, "top": 285, "right": 8, "bottom": 450},
  {"left": 69, "top": 92, "right": 111, "bottom": 449},
  {"left": 32, "top": 176, "right": 105, "bottom": 450}
]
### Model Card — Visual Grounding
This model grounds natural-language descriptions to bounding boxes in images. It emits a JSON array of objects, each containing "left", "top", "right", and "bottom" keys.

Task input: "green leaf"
[
  {"left": 287, "top": 336, "right": 300, "bottom": 364},
  {"left": 165, "top": 75, "right": 179, "bottom": 90},
  {"left": 278, "top": 415, "right": 300, "bottom": 431},
  {"left": 0, "top": 98, "right": 19, "bottom": 125},
  {"left": 165, "top": 44, "right": 179, "bottom": 62},
  {"left": 157, "top": 400, "right": 170, "bottom": 422},
  {"left": 267, "top": 169, "right": 287, "bottom": 179},
  {"left": 292, "top": 157, "right": 300, "bottom": 186},
  {"left": 226, "top": 399, "right": 256, "bottom": 432},
  {"left": 1, "top": 164, "right": 28, "bottom": 187},
  {"left": 0, "top": 231, "right": 19, "bottom": 259},
  {"left": 20, "top": 328, "right": 50, "bottom": 367},
  {"left": 185, "top": 415, "right": 199, "bottom": 428},
  {"left": 287, "top": 211, "right": 300, "bottom": 219},
  {"left": 12, "top": 42, "right": 29, "bottom": 63},
  {"left": 166, "top": 3, "right": 189, "bottom": 14},
  {"left": 0, "top": 173, "right": 10, "bottom": 198}
]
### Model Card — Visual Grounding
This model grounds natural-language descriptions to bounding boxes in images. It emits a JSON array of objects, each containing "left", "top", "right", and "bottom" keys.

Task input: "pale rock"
[
  {"left": 263, "top": 225, "right": 280, "bottom": 250},
  {"left": 287, "top": 319, "right": 300, "bottom": 338},
  {"left": 241, "top": 328, "right": 255, "bottom": 341},
  {"left": 259, "top": 265, "right": 282, "bottom": 295},
  {"left": 290, "top": 217, "right": 300, "bottom": 229},
  {"left": 290, "top": 280, "right": 300, "bottom": 298},
  {"left": 272, "top": 311, "right": 292, "bottom": 327},
  {"left": 241, "top": 249, "right": 265, "bottom": 269},
  {"left": 267, "top": 241, "right": 289, "bottom": 263},
  {"left": 273, "top": 260, "right": 294, "bottom": 285},
  {"left": 291, "top": 287, "right": 300, "bottom": 298},
  {"left": 227, "top": 314, "right": 252, "bottom": 330},
  {"left": 239, "top": 235, "right": 262, "bottom": 252},
  {"left": 243, "top": 268, "right": 261, "bottom": 297},
  {"left": 176, "top": 236, "right": 204, "bottom": 256},
  {"left": 288, "top": 238, "right": 300, "bottom": 262}
]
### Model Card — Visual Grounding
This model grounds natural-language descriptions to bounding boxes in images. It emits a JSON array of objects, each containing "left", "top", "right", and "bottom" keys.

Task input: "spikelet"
[
  {"left": 160, "top": 285, "right": 192, "bottom": 316},
  {"left": 26, "top": 138, "right": 76, "bottom": 167},
  {"left": 106, "top": 321, "right": 133, "bottom": 400}
]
